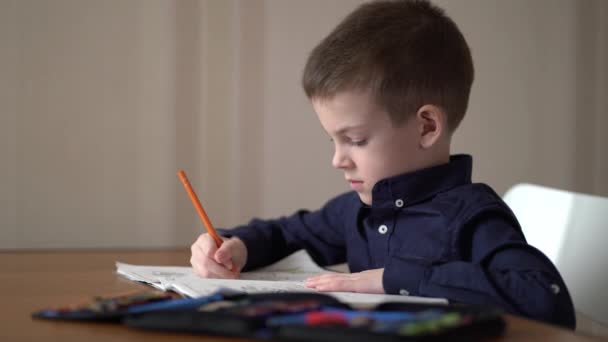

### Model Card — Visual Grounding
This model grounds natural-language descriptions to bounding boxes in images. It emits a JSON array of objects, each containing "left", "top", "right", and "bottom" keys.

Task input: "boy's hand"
[
  {"left": 304, "top": 268, "right": 384, "bottom": 294},
  {"left": 190, "top": 234, "right": 247, "bottom": 279}
]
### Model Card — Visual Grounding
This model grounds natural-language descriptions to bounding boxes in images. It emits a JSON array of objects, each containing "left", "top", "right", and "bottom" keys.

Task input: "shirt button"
[
  {"left": 378, "top": 225, "right": 388, "bottom": 234},
  {"left": 551, "top": 284, "right": 560, "bottom": 294},
  {"left": 399, "top": 289, "right": 409, "bottom": 296},
  {"left": 395, "top": 198, "right": 404, "bottom": 208}
]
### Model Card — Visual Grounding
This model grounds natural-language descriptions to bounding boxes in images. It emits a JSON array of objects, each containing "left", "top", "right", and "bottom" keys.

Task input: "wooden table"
[{"left": 0, "top": 249, "right": 599, "bottom": 341}]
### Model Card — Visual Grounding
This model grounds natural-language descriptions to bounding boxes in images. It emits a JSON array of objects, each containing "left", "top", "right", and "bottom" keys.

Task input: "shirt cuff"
[{"left": 383, "top": 256, "right": 431, "bottom": 296}]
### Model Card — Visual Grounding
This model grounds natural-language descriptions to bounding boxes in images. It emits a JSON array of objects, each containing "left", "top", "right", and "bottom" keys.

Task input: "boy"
[{"left": 190, "top": 0, "right": 575, "bottom": 328}]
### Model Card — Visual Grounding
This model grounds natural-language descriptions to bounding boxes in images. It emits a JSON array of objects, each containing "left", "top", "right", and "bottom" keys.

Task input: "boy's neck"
[
  {"left": 421, "top": 152, "right": 450, "bottom": 171},
  {"left": 422, "top": 138, "right": 451, "bottom": 169}
]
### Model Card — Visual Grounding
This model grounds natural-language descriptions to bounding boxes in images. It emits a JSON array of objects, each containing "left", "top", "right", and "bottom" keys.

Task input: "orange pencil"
[{"left": 177, "top": 170, "right": 224, "bottom": 247}]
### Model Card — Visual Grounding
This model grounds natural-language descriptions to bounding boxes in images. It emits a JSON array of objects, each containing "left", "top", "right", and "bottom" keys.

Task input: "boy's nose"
[{"left": 332, "top": 149, "right": 353, "bottom": 169}]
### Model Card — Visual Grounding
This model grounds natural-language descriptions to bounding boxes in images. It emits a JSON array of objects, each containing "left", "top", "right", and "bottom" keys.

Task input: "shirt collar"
[{"left": 370, "top": 154, "right": 473, "bottom": 209}]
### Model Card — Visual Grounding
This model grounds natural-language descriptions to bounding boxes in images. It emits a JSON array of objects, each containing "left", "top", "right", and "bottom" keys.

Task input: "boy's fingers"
[
  {"left": 214, "top": 243, "right": 234, "bottom": 270},
  {"left": 191, "top": 251, "right": 237, "bottom": 279},
  {"left": 190, "top": 233, "right": 237, "bottom": 278},
  {"left": 204, "top": 257, "right": 238, "bottom": 279},
  {"left": 305, "top": 274, "right": 348, "bottom": 292},
  {"left": 192, "top": 234, "right": 216, "bottom": 256},
  {"left": 306, "top": 270, "right": 384, "bottom": 294},
  {"left": 198, "top": 234, "right": 219, "bottom": 258},
  {"left": 190, "top": 243, "right": 211, "bottom": 275},
  {"left": 190, "top": 238, "right": 204, "bottom": 264},
  {"left": 190, "top": 234, "right": 242, "bottom": 277}
]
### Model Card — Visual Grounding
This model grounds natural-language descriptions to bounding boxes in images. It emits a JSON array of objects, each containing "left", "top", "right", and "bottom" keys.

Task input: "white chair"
[{"left": 503, "top": 183, "right": 608, "bottom": 337}]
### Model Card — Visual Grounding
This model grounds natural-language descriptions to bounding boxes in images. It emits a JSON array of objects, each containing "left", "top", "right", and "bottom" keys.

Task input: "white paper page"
[
  {"left": 116, "top": 250, "right": 327, "bottom": 286},
  {"left": 115, "top": 262, "right": 193, "bottom": 290},
  {"left": 116, "top": 250, "right": 447, "bottom": 306},
  {"left": 169, "top": 274, "right": 311, "bottom": 297},
  {"left": 240, "top": 250, "right": 330, "bottom": 280},
  {"left": 169, "top": 273, "right": 447, "bottom": 306},
  {"left": 239, "top": 271, "right": 316, "bottom": 281},
  {"left": 255, "top": 250, "right": 327, "bottom": 273}
]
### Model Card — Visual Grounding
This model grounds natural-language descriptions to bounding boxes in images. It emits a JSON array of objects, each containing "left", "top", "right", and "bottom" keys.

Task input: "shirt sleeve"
[
  {"left": 220, "top": 193, "right": 352, "bottom": 271},
  {"left": 382, "top": 205, "right": 576, "bottom": 329}
]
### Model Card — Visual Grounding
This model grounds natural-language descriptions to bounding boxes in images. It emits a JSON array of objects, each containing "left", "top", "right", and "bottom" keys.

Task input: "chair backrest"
[{"left": 503, "top": 183, "right": 608, "bottom": 327}]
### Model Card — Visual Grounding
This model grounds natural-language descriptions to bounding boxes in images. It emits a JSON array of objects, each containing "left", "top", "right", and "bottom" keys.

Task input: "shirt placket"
[{"left": 365, "top": 215, "right": 392, "bottom": 268}]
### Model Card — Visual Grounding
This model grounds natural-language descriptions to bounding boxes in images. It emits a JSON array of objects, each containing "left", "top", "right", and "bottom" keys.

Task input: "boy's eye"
[
  {"left": 350, "top": 139, "right": 367, "bottom": 147},
  {"left": 329, "top": 136, "right": 367, "bottom": 147}
]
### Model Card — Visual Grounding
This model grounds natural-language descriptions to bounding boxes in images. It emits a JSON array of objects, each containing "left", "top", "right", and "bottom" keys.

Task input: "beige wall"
[
  {"left": 1, "top": 0, "right": 607, "bottom": 249},
  {"left": 445, "top": 0, "right": 608, "bottom": 197}
]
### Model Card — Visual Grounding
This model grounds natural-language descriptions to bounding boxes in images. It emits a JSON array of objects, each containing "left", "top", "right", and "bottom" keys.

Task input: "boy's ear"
[{"left": 415, "top": 104, "right": 445, "bottom": 149}]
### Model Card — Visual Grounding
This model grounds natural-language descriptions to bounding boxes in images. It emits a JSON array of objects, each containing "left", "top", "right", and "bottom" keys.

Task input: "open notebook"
[{"left": 116, "top": 250, "right": 447, "bottom": 306}]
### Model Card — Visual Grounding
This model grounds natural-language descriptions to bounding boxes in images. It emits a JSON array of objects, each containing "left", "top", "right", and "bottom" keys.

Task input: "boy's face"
[{"left": 313, "top": 90, "right": 427, "bottom": 205}]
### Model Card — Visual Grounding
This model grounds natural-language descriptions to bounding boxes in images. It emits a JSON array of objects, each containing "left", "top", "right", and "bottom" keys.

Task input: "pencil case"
[
  {"left": 124, "top": 292, "right": 505, "bottom": 341},
  {"left": 31, "top": 290, "right": 231, "bottom": 322},
  {"left": 125, "top": 292, "right": 347, "bottom": 338}
]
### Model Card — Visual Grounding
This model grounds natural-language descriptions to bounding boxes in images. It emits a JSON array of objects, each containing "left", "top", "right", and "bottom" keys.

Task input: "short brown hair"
[{"left": 302, "top": 0, "right": 474, "bottom": 132}]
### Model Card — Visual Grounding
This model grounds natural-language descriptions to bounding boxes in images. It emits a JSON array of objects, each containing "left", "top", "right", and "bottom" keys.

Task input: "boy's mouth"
[{"left": 348, "top": 179, "right": 364, "bottom": 191}]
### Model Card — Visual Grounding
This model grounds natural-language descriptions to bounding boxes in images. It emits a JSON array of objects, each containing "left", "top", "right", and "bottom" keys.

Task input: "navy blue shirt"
[{"left": 223, "top": 155, "right": 575, "bottom": 328}]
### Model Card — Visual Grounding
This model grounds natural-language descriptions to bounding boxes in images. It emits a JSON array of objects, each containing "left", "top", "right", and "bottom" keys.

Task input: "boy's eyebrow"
[{"left": 333, "top": 124, "right": 367, "bottom": 135}]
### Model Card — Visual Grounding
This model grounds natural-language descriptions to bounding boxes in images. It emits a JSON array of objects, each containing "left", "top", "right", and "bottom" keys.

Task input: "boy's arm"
[
  {"left": 220, "top": 192, "right": 354, "bottom": 271},
  {"left": 383, "top": 207, "right": 576, "bottom": 329}
]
